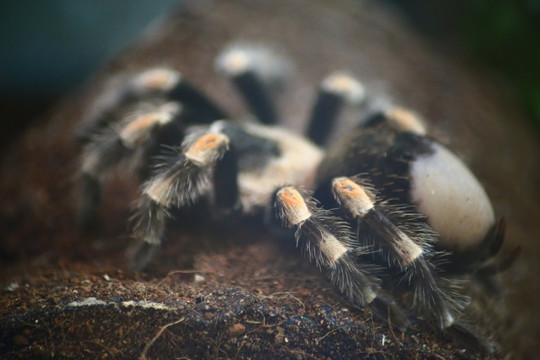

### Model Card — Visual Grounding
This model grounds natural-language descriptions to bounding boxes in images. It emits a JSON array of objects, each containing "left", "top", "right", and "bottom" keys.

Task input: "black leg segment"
[
  {"left": 213, "top": 143, "right": 241, "bottom": 213},
  {"left": 306, "top": 72, "right": 365, "bottom": 146},
  {"left": 217, "top": 47, "right": 278, "bottom": 125}
]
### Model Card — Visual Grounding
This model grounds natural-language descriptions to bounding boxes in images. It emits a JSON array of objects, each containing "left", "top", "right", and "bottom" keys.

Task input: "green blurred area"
[
  {"left": 461, "top": 0, "right": 540, "bottom": 128},
  {"left": 391, "top": 0, "right": 540, "bottom": 130},
  {"left": 0, "top": 0, "right": 180, "bottom": 152}
]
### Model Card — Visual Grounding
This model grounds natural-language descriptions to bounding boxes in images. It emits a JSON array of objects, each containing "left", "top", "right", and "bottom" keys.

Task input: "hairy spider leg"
[
  {"left": 443, "top": 321, "right": 494, "bottom": 355},
  {"left": 274, "top": 186, "right": 410, "bottom": 330},
  {"left": 470, "top": 218, "right": 522, "bottom": 294},
  {"left": 78, "top": 103, "right": 184, "bottom": 230},
  {"left": 446, "top": 217, "right": 518, "bottom": 277},
  {"left": 306, "top": 72, "right": 365, "bottom": 146},
  {"left": 131, "top": 131, "right": 236, "bottom": 269},
  {"left": 78, "top": 68, "right": 227, "bottom": 144},
  {"left": 216, "top": 47, "right": 278, "bottom": 125},
  {"left": 212, "top": 140, "right": 240, "bottom": 213},
  {"left": 362, "top": 107, "right": 427, "bottom": 136},
  {"left": 331, "top": 177, "right": 467, "bottom": 330},
  {"left": 332, "top": 177, "right": 493, "bottom": 352}
]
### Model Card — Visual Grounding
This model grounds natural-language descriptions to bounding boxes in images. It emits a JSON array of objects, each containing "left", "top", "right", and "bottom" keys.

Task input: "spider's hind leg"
[
  {"left": 77, "top": 64, "right": 230, "bottom": 231},
  {"left": 274, "top": 185, "right": 410, "bottom": 330}
]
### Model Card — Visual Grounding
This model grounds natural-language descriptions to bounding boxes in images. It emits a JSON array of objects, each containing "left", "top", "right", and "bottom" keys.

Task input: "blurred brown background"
[{"left": 1, "top": 0, "right": 539, "bottom": 154}]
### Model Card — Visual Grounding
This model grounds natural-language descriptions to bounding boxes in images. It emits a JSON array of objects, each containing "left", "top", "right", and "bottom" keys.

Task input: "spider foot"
[
  {"left": 444, "top": 321, "right": 494, "bottom": 355},
  {"left": 129, "top": 239, "right": 161, "bottom": 271}
]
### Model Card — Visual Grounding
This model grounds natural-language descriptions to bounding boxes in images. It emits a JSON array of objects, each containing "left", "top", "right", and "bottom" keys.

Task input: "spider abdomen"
[{"left": 409, "top": 141, "right": 495, "bottom": 251}]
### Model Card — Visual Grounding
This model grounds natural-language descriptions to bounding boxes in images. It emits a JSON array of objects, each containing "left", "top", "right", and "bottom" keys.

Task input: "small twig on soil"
[
  {"left": 158, "top": 269, "right": 216, "bottom": 285},
  {"left": 139, "top": 317, "right": 185, "bottom": 360},
  {"left": 82, "top": 340, "right": 118, "bottom": 358},
  {"left": 315, "top": 328, "right": 339, "bottom": 345},
  {"left": 257, "top": 291, "right": 306, "bottom": 310},
  {"left": 368, "top": 307, "right": 376, "bottom": 349},
  {"left": 387, "top": 309, "right": 398, "bottom": 342}
]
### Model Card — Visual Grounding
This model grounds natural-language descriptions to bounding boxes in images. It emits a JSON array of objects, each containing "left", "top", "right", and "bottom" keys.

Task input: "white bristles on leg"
[
  {"left": 119, "top": 102, "right": 181, "bottom": 149},
  {"left": 318, "top": 232, "right": 349, "bottom": 265},
  {"left": 132, "top": 68, "right": 182, "bottom": 93},
  {"left": 184, "top": 133, "right": 230, "bottom": 165},
  {"left": 275, "top": 187, "right": 351, "bottom": 266},
  {"left": 394, "top": 232, "right": 423, "bottom": 265},
  {"left": 321, "top": 72, "right": 366, "bottom": 104},
  {"left": 143, "top": 132, "right": 229, "bottom": 207},
  {"left": 332, "top": 177, "right": 424, "bottom": 266},
  {"left": 275, "top": 187, "right": 312, "bottom": 226},
  {"left": 274, "top": 186, "right": 410, "bottom": 327},
  {"left": 144, "top": 175, "right": 177, "bottom": 206},
  {"left": 332, "top": 177, "right": 374, "bottom": 217},
  {"left": 215, "top": 43, "right": 292, "bottom": 85},
  {"left": 383, "top": 106, "right": 426, "bottom": 135}
]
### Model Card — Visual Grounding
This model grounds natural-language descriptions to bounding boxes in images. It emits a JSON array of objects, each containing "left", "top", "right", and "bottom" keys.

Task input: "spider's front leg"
[
  {"left": 274, "top": 186, "right": 410, "bottom": 330},
  {"left": 131, "top": 128, "right": 239, "bottom": 269},
  {"left": 77, "top": 103, "right": 185, "bottom": 231},
  {"left": 331, "top": 176, "right": 492, "bottom": 351},
  {"left": 77, "top": 65, "right": 232, "bottom": 231},
  {"left": 332, "top": 177, "right": 464, "bottom": 324}
]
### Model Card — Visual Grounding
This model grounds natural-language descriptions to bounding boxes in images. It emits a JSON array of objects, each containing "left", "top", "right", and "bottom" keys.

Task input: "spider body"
[{"left": 77, "top": 44, "right": 510, "bottom": 352}]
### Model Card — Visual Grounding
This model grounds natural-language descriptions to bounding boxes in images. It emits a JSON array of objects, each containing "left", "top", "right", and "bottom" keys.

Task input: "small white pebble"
[
  {"left": 68, "top": 297, "right": 107, "bottom": 307},
  {"left": 5, "top": 282, "right": 19, "bottom": 292}
]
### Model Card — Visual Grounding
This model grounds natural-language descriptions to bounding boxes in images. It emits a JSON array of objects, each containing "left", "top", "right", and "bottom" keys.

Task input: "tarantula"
[{"left": 76, "top": 44, "right": 512, "bottom": 352}]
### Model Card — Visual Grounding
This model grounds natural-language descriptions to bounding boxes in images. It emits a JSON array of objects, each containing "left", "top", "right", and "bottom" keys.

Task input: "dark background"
[
  {"left": 390, "top": 0, "right": 540, "bottom": 129},
  {"left": 0, "top": 0, "right": 179, "bottom": 153},
  {"left": 1, "top": 0, "right": 539, "bottom": 153}
]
